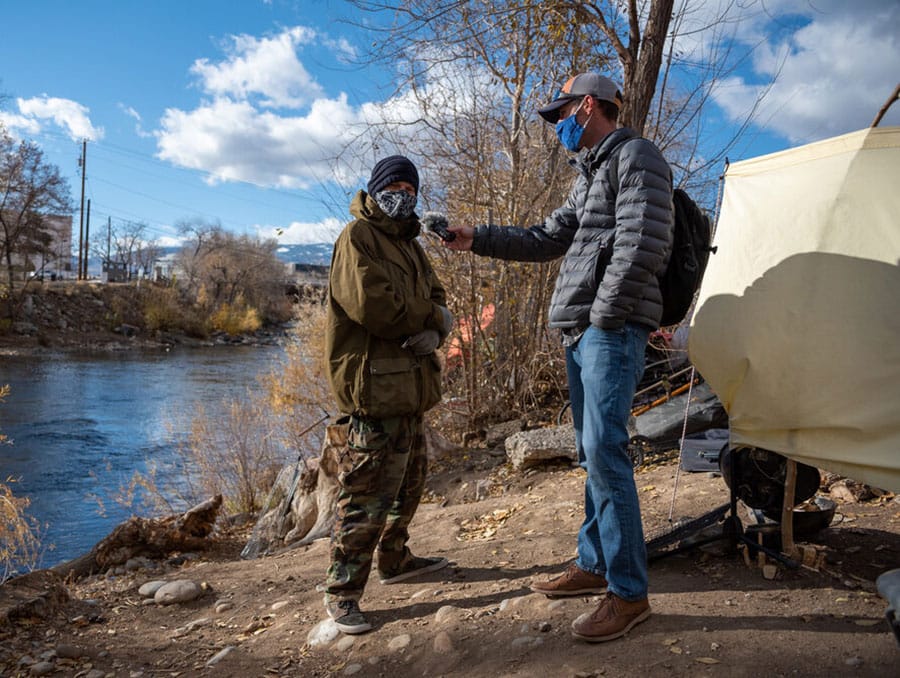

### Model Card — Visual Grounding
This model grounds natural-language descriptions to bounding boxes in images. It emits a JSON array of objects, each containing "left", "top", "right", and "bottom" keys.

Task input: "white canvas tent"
[{"left": 689, "top": 126, "right": 900, "bottom": 492}]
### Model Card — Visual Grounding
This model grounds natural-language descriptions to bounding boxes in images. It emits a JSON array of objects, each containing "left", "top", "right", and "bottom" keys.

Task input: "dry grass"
[{"left": 0, "top": 385, "right": 43, "bottom": 581}]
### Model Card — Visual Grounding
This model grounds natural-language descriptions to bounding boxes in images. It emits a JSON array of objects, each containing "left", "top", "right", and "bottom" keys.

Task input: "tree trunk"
[
  {"left": 51, "top": 495, "right": 223, "bottom": 580},
  {"left": 241, "top": 419, "right": 462, "bottom": 559},
  {"left": 621, "top": 0, "right": 675, "bottom": 135},
  {"left": 240, "top": 420, "right": 345, "bottom": 559}
]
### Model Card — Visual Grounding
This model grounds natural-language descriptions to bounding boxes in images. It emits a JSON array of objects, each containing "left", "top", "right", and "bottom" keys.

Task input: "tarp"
[{"left": 689, "top": 127, "right": 900, "bottom": 492}]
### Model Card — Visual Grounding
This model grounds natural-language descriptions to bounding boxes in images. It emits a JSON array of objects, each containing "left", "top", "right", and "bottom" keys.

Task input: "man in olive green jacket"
[{"left": 323, "top": 155, "right": 452, "bottom": 635}]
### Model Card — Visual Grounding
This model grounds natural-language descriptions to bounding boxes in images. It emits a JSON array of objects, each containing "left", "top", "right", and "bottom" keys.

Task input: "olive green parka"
[{"left": 325, "top": 190, "right": 448, "bottom": 419}]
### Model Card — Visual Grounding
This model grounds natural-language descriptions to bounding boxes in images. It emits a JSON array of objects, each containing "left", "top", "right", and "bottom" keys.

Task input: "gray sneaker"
[
  {"left": 325, "top": 599, "right": 372, "bottom": 635},
  {"left": 379, "top": 555, "right": 449, "bottom": 584}
]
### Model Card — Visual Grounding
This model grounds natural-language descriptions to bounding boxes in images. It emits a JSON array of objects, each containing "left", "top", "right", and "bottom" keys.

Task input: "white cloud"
[
  {"left": 0, "top": 111, "right": 41, "bottom": 137},
  {"left": 118, "top": 103, "right": 153, "bottom": 139},
  {"left": 258, "top": 216, "right": 343, "bottom": 244},
  {"left": 711, "top": 0, "right": 900, "bottom": 144},
  {"left": 191, "top": 26, "right": 322, "bottom": 108},
  {"left": 156, "top": 94, "right": 361, "bottom": 188},
  {"left": 12, "top": 96, "right": 103, "bottom": 141}
]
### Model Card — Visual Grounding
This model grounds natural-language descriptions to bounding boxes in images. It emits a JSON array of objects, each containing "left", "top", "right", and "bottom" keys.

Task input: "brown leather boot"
[
  {"left": 571, "top": 592, "right": 651, "bottom": 642},
  {"left": 530, "top": 562, "right": 608, "bottom": 597}
]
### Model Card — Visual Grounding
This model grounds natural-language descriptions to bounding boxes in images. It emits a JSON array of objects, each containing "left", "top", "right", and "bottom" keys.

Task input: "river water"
[{"left": 0, "top": 345, "right": 286, "bottom": 569}]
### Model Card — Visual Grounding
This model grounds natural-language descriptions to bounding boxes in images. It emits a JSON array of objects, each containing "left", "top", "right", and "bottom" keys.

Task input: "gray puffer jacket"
[{"left": 471, "top": 127, "right": 673, "bottom": 331}]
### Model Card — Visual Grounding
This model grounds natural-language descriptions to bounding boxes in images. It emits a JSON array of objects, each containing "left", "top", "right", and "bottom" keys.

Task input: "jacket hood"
[{"left": 350, "top": 190, "right": 421, "bottom": 240}]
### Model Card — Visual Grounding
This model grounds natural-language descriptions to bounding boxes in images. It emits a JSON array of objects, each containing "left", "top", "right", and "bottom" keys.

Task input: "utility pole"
[
  {"left": 77, "top": 139, "right": 87, "bottom": 280},
  {"left": 83, "top": 199, "right": 91, "bottom": 280},
  {"left": 106, "top": 216, "right": 111, "bottom": 280}
]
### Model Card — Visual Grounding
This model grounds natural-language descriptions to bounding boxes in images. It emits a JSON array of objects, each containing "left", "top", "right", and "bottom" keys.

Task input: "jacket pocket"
[{"left": 363, "top": 356, "right": 420, "bottom": 418}]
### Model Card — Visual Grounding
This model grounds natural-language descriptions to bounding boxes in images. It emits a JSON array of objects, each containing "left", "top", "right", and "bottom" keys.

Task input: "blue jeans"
[{"left": 566, "top": 323, "right": 650, "bottom": 601}]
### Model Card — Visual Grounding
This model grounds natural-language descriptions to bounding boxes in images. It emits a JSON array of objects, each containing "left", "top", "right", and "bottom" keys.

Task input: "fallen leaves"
[{"left": 457, "top": 504, "right": 523, "bottom": 541}]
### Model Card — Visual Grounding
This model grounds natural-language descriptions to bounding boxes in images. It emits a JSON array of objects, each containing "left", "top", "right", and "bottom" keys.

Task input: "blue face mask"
[{"left": 555, "top": 99, "right": 589, "bottom": 152}]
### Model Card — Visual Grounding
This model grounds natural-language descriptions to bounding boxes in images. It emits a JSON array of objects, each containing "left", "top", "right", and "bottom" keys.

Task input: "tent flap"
[{"left": 690, "top": 127, "right": 900, "bottom": 492}]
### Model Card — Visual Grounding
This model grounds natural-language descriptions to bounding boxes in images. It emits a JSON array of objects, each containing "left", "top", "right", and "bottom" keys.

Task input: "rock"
[
  {"left": 154, "top": 580, "right": 202, "bottom": 605},
  {"left": 484, "top": 419, "right": 526, "bottom": 446},
  {"left": 307, "top": 619, "right": 340, "bottom": 647},
  {"left": 387, "top": 634, "right": 411, "bottom": 652},
  {"left": 215, "top": 601, "right": 234, "bottom": 614},
  {"left": 125, "top": 557, "right": 155, "bottom": 572},
  {"left": 172, "top": 617, "right": 210, "bottom": 637},
  {"left": 335, "top": 635, "right": 356, "bottom": 652},
  {"left": 505, "top": 426, "right": 577, "bottom": 469},
  {"left": 271, "top": 600, "right": 290, "bottom": 611},
  {"left": 343, "top": 664, "right": 363, "bottom": 675},
  {"left": 85, "top": 670, "right": 106, "bottom": 678},
  {"left": 29, "top": 662, "right": 55, "bottom": 676},
  {"left": 205, "top": 646, "right": 236, "bottom": 667},
  {"left": 435, "top": 605, "right": 461, "bottom": 624},
  {"left": 55, "top": 643, "right": 83, "bottom": 659},
  {"left": 433, "top": 631, "right": 454, "bottom": 654},
  {"left": 138, "top": 580, "right": 167, "bottom": 598},
  {"left": 830, "top": 484, "right": 858, "bottom": 504},
  {"left": 115, "top": 324, "right": 139, "bottom": 337},
  {"left": 12, "top": 321, "right": 38, "bottom": 336}
]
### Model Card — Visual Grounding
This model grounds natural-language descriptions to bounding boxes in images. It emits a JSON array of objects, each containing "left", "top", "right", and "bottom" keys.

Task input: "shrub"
[
  {"left": 209, "top": 300, "right": 262, "bottom": 336},
  {"left": 1, "top": 386, "right": 42, "bottom": 581},
  {"left": 126, "top": 394, "right": 287, "bottom": 517},
  {"left": 142, "top": 285, "right": 187, "bottom": 332},
  {"left": 261, "top": 301, "right": 332, "bottom": 458}
]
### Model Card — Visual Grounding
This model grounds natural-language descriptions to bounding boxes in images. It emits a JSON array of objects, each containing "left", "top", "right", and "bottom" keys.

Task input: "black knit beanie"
[{"left": 367, "top": 155, "right": 419, "bottom": 196}]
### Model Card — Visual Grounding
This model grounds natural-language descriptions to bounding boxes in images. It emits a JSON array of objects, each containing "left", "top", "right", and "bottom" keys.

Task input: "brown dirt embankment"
[{"left": 0, "top": 281, "right": 287, "bottom": 354}]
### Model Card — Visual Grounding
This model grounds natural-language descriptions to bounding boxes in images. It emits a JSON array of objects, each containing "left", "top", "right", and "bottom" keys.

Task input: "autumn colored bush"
[
  {"left": 0, "top": 385, "right": 42, "bottom": 581},
  {"left": 209, "top": 299, "right": 263, "bottom": 336}
]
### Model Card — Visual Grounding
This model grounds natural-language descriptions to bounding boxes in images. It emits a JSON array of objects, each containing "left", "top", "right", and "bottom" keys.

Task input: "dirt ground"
[{"left": 2, "top": 444, "right": 898, "bottom": 678}]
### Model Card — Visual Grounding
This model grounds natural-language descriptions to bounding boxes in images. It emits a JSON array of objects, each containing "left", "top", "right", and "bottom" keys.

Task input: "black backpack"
[
  {"left": 609, "top": 141, "right": 716, "bottom": 327},
  {"left": 658, "top": 187, "right": 715, "bottom": 326}
]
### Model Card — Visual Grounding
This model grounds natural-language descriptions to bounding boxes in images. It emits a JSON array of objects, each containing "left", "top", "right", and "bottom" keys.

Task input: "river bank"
[
  {"left": 0, "top": 344, "right": 290, "bottom": 568},
  {"left": 0, "top": 281, "right": 297, "bottom": 356}
]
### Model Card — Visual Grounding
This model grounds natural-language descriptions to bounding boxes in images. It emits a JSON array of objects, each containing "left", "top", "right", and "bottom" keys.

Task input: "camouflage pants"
[{"left": 324, "top": 414, "right": 427, "bottom": 602}]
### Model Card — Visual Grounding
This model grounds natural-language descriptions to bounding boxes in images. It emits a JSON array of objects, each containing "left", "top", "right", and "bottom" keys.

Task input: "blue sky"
[{"left": 1, "top": 0, "right": 898, "bottom": 248}]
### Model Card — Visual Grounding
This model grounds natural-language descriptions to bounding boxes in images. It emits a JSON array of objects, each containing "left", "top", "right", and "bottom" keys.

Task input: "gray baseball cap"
[{"left": 537, "top": 73, "right": 623, "bottom": 123}]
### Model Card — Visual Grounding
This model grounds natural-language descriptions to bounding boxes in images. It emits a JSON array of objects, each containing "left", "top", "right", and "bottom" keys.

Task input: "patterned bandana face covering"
[{"left": 375, "top": 190, "right": 418, "bottom": 220}]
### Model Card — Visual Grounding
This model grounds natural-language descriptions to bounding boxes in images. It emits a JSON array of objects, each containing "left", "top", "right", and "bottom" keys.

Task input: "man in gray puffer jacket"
[{"left": 445, "top": 73, "right": 673, "bottom": 643}]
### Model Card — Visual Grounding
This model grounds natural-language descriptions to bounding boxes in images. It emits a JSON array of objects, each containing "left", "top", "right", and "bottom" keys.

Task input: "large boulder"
[{"left": 505, "top": 426, "right": 577, "bottom": 470}]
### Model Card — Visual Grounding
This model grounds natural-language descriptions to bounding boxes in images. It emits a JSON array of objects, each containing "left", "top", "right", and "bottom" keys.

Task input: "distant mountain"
[
  {"left": 274, "top": 243, "right": 333, "bottom": 266},
  {"left": 157, "top": 243, "right": 334, "bottom": 266},
  {"left": 79, "top": 242, "right": 334, "bottom": 277}
]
